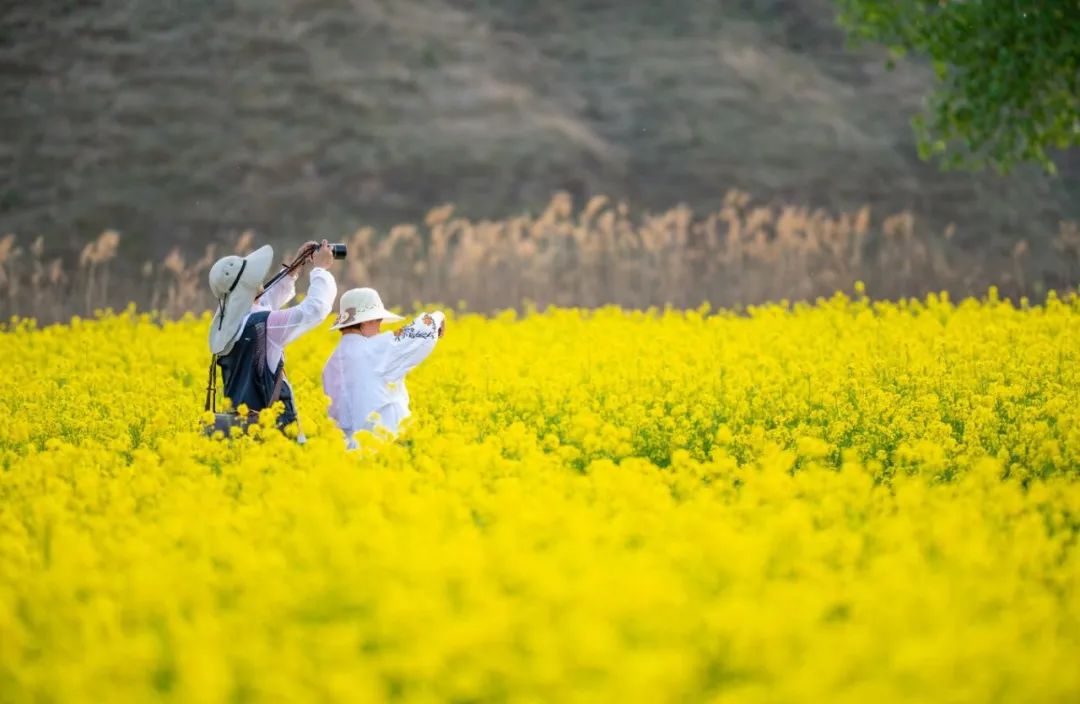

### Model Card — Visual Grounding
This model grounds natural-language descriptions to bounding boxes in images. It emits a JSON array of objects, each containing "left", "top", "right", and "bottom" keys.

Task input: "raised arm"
[
  {"left": 255, "top": 241, "right": 325, "bottom": 312},
  {"left": 257, "top": 272, "right": 297, "bottom": 312},
  {"left": 265, "top": 266, "right": 337, "bottom": 348},
  {"left": 378, "top": 311, "right": 445, "bottom": 380}
]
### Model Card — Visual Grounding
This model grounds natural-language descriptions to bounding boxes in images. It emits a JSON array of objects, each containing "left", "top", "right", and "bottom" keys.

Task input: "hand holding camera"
[
  {"left": 257, "top": 240, "right": 348, "bottom": 299},
  {"left": 294, "top": 240, "right": 347, "bottom": 272},
  {"left": 311, "top": 239, "right": 335, "bottom": 269}
]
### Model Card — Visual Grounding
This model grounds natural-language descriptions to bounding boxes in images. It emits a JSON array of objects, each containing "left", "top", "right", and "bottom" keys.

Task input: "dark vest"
[{"left": 217, "top": 311, "right": 297, "bottom": 427}]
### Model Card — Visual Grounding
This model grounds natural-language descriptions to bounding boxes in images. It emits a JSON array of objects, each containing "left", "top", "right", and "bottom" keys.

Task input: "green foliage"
[{"left": 835, "top": 0, "right": 1080, "bottom": 173}]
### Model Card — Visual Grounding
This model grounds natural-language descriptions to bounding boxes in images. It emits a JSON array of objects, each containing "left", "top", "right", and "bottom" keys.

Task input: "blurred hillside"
[{"left": 2, "top": 0, "right": 1077, "bottom": 262}]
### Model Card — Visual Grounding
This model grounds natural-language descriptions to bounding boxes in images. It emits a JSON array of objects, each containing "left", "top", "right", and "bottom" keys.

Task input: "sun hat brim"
[
  {"left": 208, "top": 245, "right": 275, "bottom": 355},
  {"left": 329, "top": 307, "right": 405, "bottom": 330}
]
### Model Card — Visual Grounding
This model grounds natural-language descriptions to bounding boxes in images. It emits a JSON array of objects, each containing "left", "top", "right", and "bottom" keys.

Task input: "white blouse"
[
  {"left": 243, "top": 267, "right": 337, "bottom": 372},
  {"left": 322, "top": 311, "right": 445, "bottom": 447}
]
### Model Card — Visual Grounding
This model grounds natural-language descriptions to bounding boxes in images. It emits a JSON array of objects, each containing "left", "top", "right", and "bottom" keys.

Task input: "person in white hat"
[
  {"left": 321, "top": 288, "right": 445, "bottom": 447},
  {"left": 208, "top": 240, "right": 337, "bottom": 434}
]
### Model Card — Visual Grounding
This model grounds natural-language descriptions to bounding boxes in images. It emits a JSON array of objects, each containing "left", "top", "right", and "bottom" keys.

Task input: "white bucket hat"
[
  {"left": 207, "top": 244, "right": 275, "bottom": 355},
  {"left": 330, "top": 287, "right": 404, "bottom": 330}
]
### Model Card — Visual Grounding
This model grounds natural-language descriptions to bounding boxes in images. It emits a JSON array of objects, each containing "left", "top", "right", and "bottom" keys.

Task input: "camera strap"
[
  {"left": 269, "top": 359, "right": 286, "bottom": 408},
  {"left": 204, "top": 355, "right": 218, "bottom": 413}
]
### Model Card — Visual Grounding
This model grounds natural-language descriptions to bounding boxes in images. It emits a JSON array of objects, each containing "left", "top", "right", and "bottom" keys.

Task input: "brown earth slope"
[{"left": 1, "top": 0, "right": 1077, "bottom": 261}]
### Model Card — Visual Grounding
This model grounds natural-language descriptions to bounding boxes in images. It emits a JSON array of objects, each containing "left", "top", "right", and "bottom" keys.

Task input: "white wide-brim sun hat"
[
  {"left": 330, "top": 287, "right": 404, "bottom": 330},
  {"left": 207, "top": 244, "right": 275, "bottom": 355}
]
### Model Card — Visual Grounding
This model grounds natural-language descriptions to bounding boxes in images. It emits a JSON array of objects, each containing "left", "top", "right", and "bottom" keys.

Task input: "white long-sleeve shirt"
[
  {"left": 241, "top": 267, "right": 337, "bottom": 372},
  {"left": 322, "top": 311, "right": 444, "bottom": 447}
]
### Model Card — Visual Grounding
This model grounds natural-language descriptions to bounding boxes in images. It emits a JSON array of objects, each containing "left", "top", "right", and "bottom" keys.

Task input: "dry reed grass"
[{"left": 1, "top": 192, "right": 1077, "bottom": 323}]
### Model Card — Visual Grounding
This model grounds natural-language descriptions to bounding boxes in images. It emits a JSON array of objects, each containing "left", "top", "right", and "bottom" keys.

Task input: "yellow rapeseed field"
[{"left": 1, "top": 290, "right": 1078, "bottom": 703}]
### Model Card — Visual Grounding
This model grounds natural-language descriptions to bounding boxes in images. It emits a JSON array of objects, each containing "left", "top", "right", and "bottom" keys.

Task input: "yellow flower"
[{"left": 0, "top": 292, "right": 1077, "bottom": 702}]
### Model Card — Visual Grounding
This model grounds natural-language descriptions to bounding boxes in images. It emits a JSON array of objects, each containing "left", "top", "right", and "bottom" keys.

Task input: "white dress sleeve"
[
  {"left": 377, "top": 311, "right": 444, "bottom": 380},
  {"left": 265, "top": 268, "right": 338, "bottom": 348}
]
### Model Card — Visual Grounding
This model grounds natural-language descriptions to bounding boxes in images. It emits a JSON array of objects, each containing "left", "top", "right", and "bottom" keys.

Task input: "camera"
[{"left": 304, "top": 242, "right": 347, "bottom": 260}]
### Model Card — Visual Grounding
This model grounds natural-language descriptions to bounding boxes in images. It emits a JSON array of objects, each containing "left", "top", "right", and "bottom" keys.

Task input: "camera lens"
[{"left": 330, "top": 243, "right": 347, "bottom": 260}]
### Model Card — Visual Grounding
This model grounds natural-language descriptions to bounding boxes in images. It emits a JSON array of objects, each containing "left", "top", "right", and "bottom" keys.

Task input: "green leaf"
[{"left": 833, "top": 0, "right": 1080, "bottom": 173}]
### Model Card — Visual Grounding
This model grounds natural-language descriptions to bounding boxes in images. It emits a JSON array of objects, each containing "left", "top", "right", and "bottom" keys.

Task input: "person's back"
[
  {"left": 322, "top": 288, "right": 444, "bottom": 447},
  {"left": 218, "top": 310, "right": 297, "bottom": 427}
]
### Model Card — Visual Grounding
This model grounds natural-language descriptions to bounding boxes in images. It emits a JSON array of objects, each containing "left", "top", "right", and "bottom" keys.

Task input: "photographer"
[{"left": 207, "top": 240, "right": 338, "bottom": 438}]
